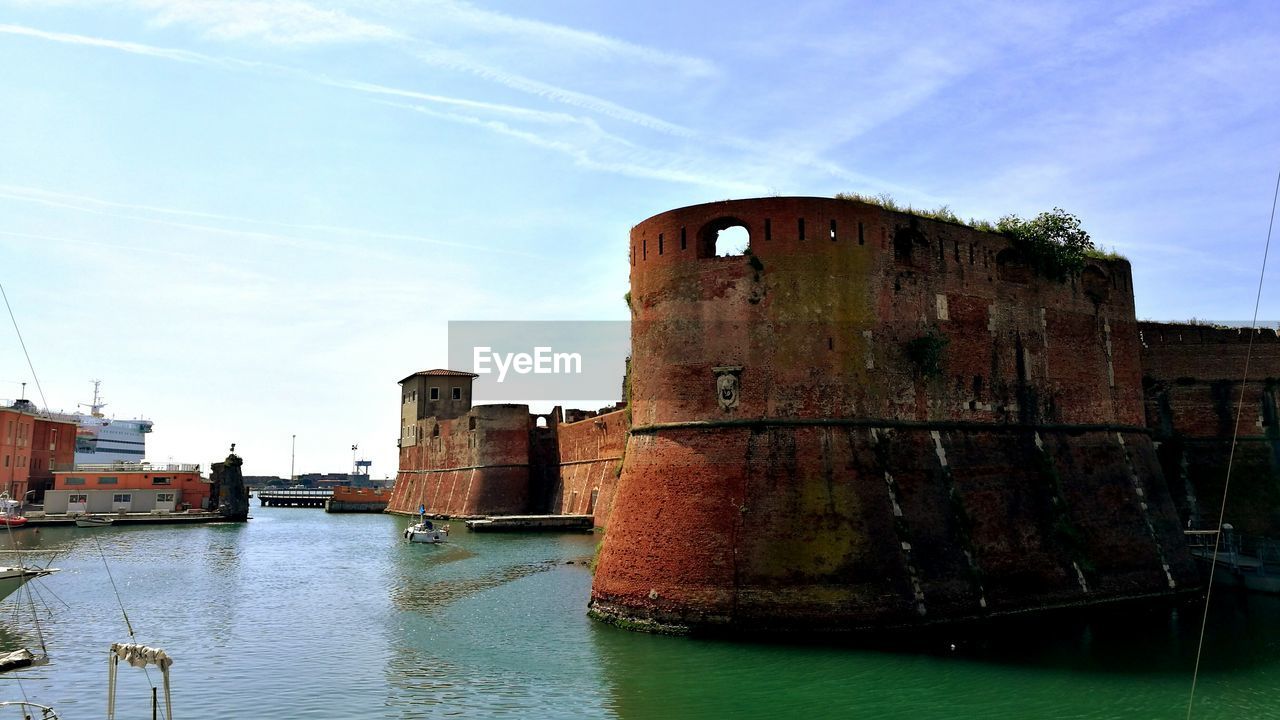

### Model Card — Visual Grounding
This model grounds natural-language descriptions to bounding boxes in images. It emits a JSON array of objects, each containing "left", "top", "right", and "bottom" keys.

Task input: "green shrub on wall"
[
  {"left": 996, "top": 208, "right": 1095, "bottom": 280},
  {"left": 906, "top": 332, "right": 949, "bottom": 378}
]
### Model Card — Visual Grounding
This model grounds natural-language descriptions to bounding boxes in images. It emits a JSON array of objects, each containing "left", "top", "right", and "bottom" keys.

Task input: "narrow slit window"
[
  {"left": 643, "top": 238, "right": 647, "bottom": 259},
  {"left": 830, "top": 220, "right": 838, "bottom": 242},
  {"left": 858, "top": 222, "right": 865, "bottom": 245},
  {"left": 764, "top": 219, "right": 772, "bottom": 241},
  {"left": 681, "top": 226, "right": 687, "bottom": 250},
  {"left": 658, "top": 233, "right": 664, "bottom": 255},
  {"left": 798, "top": 218, "right": 805, "bottom": 240}
]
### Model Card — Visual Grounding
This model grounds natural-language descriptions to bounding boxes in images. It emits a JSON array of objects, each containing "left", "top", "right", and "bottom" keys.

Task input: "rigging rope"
[
  {"left": 1185, "top": 168, "right": 1280, "bottom": 719},
  {"left": 92, "top": 535, "right": 156, "bottom": 691},
  {"left": 0, "top": 282, "right": 50, "bottom": 414}
]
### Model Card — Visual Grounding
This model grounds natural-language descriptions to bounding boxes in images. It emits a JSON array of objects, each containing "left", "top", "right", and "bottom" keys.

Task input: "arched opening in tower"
[{"left": 697, "top": 217, "right": 752, "bottom": 258}]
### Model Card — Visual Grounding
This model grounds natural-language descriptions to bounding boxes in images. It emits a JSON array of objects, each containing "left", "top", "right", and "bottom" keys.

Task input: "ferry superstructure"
[{"left": 48, "top": 382, "right": 153, "bottom": 464}]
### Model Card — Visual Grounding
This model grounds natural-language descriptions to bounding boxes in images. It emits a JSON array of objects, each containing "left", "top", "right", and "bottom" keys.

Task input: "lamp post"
[{"left": 290, "top": 434, "right": 296, "bottom": 484}]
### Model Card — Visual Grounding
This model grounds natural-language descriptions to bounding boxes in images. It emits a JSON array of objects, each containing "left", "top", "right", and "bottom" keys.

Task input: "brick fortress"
[
  {"left": 387, "top": 369, "right": 626, "bottom": 523},
  {"left": 391, "top": 196, "right": 1279, "bottom": 634}
]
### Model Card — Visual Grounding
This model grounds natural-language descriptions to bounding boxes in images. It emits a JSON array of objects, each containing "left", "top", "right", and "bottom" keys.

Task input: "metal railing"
[
  {"left": 257, "top": 488, "right": 334, "bottom": 497},
  {"left": 72, "top": 462, "right": 201, "bottom": 473},
  {"left": 1186, "top": 527, "right": 1280, "bottom": 575}
]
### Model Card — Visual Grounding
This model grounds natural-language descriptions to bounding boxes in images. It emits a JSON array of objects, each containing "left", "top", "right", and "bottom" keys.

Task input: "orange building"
[
  {"left": 0, "top": 400, "right": 77, "bottom": 502},
  {"left": 46, "top": 463, "right": 211, "bottom": 515}
]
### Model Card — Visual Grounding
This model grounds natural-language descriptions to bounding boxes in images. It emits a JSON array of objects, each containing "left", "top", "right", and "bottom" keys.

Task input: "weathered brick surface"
[
  {"left": 388, "top": 404, "right": 532, "bottom": 516},
  {"left": 591, "top": 197, "right": 1197, "bottom": 633},
  {"left": 550, "top": 409, "right": 627, "bottom": 525},
  {"left": 388, "top": 401, "right": 628, "bottom": 521},
  {"left": 1140, "top": 322, "right": 1280, "bottom": 537}
]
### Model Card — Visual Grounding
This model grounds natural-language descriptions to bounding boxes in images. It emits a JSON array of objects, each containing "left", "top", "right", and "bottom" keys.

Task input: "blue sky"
[{"left": 1, "top": 0, "right": 1278, "bottom": 479}]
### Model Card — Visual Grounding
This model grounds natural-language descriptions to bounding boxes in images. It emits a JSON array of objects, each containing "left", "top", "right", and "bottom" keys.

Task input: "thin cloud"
[
  {"left": 408, "top": 46, "right": 695, "bottom": 138},
  {"left": 136, "top": 0, "right": 401, "bottom": 44},
  {"left": 402, "top": 0, "right": 716, "bottom": 79},
  {"left": 386, "top": 101, "right": 767, "bottom": 194},
  {"left": 0, "top": 21, "right": 889, "bottom": 200},
  {"left": 0, "top": 187, "right": 533, "bottom": 258},
  {"left": 0, "top": 22, "right": 255, "bottom": 69},
  {"left": 314, "top": 76, "right": 599, "bottom": 128}
]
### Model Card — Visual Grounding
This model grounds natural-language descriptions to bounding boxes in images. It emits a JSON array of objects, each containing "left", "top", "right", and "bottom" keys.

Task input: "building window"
[
  {"left": 430, "top": 387, "right": 440, "bottom": 400},
  {"left": 113, "top": 493, "right": 131, "bottom": 503},
  {"left": 50, "top": 429, "right": 57, "bottom": 450},
  {"left": 152, "top": 477, "right": 171, "bottom": 485},
  {"left": 65, "top": 477, "right": 85, "bottom": 485},
  {"left": 157, "top": 493, "right": 175, "bottom": 502},
  {"left": 452, "top": 387, "right": 461, "bottom": 400},
  {"left": 69, "top": 494, "right": 87, "bottom": 504},
  {"left": 97, "top": 477, "right": 118, "bottom": 485}
]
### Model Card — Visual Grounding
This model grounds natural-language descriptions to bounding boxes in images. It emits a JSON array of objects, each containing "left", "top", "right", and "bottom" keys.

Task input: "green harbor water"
[{"left": 0, "top": 505, "right": 1275, "bottom": 719}]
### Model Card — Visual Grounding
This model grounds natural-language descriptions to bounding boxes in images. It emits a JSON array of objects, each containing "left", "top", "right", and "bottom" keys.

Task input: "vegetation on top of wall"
[
  {"left": 836, "top": 192, "right": 970, "bottom": 225},
  {"left": 835, "top": 193, "right": 1126, "bottom": 275},
  {"left": 905, "top": 331, "right": 949, "bottom": 378},
  {"left": 1084, "top": 246, "right": 1124, "bottom": 261},
  {"left": 995, "top": 208, "right": 1096, "bottom": 280},
  {"left": 1180, "top": 318, "right": 1236, "bottom": 329}
]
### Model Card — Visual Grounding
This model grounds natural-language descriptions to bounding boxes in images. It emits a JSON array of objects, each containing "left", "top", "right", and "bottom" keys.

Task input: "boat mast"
[{"left": 80, "top": 380, "right": 106, "bottom": 419}]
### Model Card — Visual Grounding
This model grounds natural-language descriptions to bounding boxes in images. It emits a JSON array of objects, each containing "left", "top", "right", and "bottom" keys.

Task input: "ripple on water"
[{"left": 0, "top": 508, "right": 1274, "bottom": 719}]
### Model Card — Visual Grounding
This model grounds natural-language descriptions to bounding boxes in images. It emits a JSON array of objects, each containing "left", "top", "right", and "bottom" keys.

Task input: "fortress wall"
[
  {"left": 552, "top": 408, "right": 627, "bottom": 525},
  {"left": 624, "top": 199, "right": 1143, "bottom": 430},
  {"left": 388, "top": 404, "right": 531, "bottom": 516},
  {"left": 591, "top": 197, "right": 1196, "bottom": 634},
  {"left": 592, "top": 424, "right": 1191, "bottom": 632},
  {"left": 1139, "top": 322, "right": 1280, "bottom": 536}
]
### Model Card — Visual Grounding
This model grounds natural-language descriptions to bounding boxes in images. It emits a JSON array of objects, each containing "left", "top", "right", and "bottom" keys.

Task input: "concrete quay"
[
  {"left": 464, "top": 515, "right": 594, "bottom": 532},
  {"left": 20, "top": 511, "right": 230, "bottom": 527}
]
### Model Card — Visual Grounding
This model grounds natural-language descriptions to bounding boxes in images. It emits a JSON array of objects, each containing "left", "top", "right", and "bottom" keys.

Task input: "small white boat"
[
  {"left": 74, "top": 516, "right": 114, "bottom": 528},
  {"left": 0, "top": 566, "right": 57, "bottom": 602},
  {"left": 404, "top": 517, "right": 449, "bottom": 544}
]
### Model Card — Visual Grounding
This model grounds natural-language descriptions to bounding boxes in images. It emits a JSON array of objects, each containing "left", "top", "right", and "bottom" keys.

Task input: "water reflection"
[
  {"left": 588, "top": 593, "right": 1280, "bottom": 720},
  {"left": 0, "top": 507, "right": 1271, "bottom": 719}
]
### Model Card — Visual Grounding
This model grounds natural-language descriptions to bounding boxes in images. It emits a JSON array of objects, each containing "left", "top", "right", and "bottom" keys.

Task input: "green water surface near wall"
[{"left": 0, "top": 506, "right": 1273, "bottom": 719}]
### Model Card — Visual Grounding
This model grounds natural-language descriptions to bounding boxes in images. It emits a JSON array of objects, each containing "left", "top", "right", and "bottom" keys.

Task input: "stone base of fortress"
[{"left": 589, "top": 423, "right": 1200, "bottom": 633}]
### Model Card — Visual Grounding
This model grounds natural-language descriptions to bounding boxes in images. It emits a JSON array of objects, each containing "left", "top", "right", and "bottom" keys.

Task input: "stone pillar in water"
[{"left": 210, "top": 453, "right": 250, "bottom": 521}]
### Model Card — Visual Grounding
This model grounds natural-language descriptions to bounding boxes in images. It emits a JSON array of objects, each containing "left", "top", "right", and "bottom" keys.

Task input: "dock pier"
[
  {"left": 464, "top": 515, "right": 594, "bottom": 532},
  {"left": 257, "top": 489, "right": 332, "bottom": 508}
]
